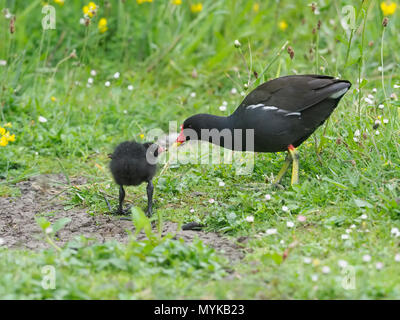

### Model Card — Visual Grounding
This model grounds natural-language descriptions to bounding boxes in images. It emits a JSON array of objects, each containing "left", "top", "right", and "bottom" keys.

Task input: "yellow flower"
[
  {"left": 278, "top": 20, "right": 288, "bottom": 31},
  {"left": 0, "top": 127, "right": 5, "bottom": 136},
  {"left": 54, "top": 0, "right": 64, "bottom": 6},
  {"left": 6, "top": 134, "right": 15, "bottom": 142},
  {"left": 190, "top": 3, "right": 203, "bottom": 13},
  {"left": 51, "top": 96, "right": 57, "bottom": 102},
  {"left": 139, "top": 134, "right": 145, "bottom": 139},
  {"left": 137, "top": 0, "right": 153, "bottom": 3},
  {"left": 0, "top": 136, "right": 8, "bottom": 147},
  {"left": 172, "top": 0, "right": 182, "bottom": 4},
  {"left": 83, "top": 2, "right": 97, "bottom": 18},
  {"left": 381, "top": 1, "right": 397, "bottom": 15},
  {"left": 4, "top": 123, "right": 12, "bottom": 128},
  {"left": 98, "top": 18, "right": 108, "bottom": 33},
  {"left": 253, "top": 3, "right": 260, "bottom": 13}
]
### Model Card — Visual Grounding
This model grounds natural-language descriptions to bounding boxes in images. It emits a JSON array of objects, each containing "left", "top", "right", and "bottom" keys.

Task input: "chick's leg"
[
  {"left": 118, "top": 185, "right": 125, "bottom": 214},
  {"left": 146, "top": 181, "right": 154, "bottom": 217}
]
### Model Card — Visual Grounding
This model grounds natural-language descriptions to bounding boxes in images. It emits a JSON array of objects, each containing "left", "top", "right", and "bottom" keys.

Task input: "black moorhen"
[
  {"left": 176, "top": 75, "right": 351, "bottom": 185},
  {"left": 109, "top": 141, "right": 161, "bottom": 216}
]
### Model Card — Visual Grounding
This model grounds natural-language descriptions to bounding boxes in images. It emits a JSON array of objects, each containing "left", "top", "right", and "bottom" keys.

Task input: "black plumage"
[
  {"left": 176, "top": 74, "right": 351, "bottom": 184},
  {"left": 109, "top": 141, "right": 159, "bottom": 216}
]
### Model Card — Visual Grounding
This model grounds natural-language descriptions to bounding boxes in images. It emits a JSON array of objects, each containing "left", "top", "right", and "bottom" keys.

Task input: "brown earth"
[{"left": 0, "top": 174, "right": 243, "bottom": 260}]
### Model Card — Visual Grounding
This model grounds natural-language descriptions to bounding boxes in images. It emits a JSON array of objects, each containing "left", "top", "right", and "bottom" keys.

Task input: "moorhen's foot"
[
  {"left": 112, "top": 205, "right": 133, "bottom": 216},
  {"left": 145, "top": 207, "right": 153, "bottom": 217},
  {"left": 182, "top": 222, "right": 204, "bottom": 231}
]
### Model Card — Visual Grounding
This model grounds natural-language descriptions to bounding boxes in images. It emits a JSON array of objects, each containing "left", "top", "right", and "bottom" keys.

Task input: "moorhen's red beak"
[{"left": 176, "top": 124, "right": 186, "bottom": 146}]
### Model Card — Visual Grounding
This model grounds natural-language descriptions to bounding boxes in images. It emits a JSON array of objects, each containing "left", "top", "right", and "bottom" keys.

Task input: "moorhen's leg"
[
  {"left": 118, "top": 185, "right": 126, "bottom": 214},
  {"left": 288, "top": 145, "right": 299, "bottom": 185},
  {"left": 272, "top": 155, "right": 292, "bottom": 185},
  {"left": 146, "top": 180, "right": 154, "bottom": 217}
]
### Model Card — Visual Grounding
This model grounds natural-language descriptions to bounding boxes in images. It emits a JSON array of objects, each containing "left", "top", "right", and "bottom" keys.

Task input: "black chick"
[{"left": 109, "top": 141, "right": 160, "bottom": 216}]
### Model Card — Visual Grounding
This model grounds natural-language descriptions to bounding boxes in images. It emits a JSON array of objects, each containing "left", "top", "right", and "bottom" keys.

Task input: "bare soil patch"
[{"left": 0, "top": 174, "right": 243, "bottom": 260}]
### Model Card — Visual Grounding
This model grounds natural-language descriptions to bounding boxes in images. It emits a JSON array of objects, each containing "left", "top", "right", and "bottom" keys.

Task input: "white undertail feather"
[{"left": 329, "top": 87, "right": 348, "bottom": 99}]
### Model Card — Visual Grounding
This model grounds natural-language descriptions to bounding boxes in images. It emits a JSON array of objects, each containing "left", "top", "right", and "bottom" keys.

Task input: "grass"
[{"left": 0, "top": 0, "right": 400, "bottom": 299}]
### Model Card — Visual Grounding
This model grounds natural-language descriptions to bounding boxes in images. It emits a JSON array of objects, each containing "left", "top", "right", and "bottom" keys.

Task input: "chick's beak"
[{"left": 176, "top": 125, "right": 186, "bottom": 146}]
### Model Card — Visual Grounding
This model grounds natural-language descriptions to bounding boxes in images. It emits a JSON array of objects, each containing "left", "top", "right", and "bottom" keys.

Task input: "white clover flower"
[
  {"left": 354, "top": 129, "right": 361, "bottom": 137},
  {"left": 219, "top": 105, "right": 227, "bottom": 111},
  {"left": 246, "top": 216, "right": 254, "bottom": 223},
  {"left": 341, "top": 234, "right": 350, "bottom": 240},
  {"left": 265, "top": 194, "right": 271, "bottom": 201},
  {"left": 364, "top": 97, "right": 373, "bottom": 105},
  {"left": 209, "top": 198, "right": 215, "bottom": 204},
  {"left": 282, "top": 205, "right": 289, "bottom": 212},
  {"left": 375, "top": 130, "right": 380, "bottom": 135},
  {"left": 0, "top": 238, "right": 4, "bottom": 246},
  {"left": 395, "top": 254, "right": 400, "bottom": 262},
  {"left": 240, "top": 91, "right": 246, "bottom": 96},
  {"left": 128, "top": 85, "right": 134, "bottom": 91},
  {"left": 322, "top": 266, "right": 331, "bottom": 274},
  {"left": 90, "top": 70, "right": 97, "bottom": 76},
  {"left": 113, "top": 72, "right": 120, "bottom": 79},
  {"left": 218, "top": 181, "right": 225, "bottom": 187},
  {"left": 383, "top": 119, "right": 389, "bottom": 124},
  {"left": 105, "top": 81, "right": 111, "bottom": 87},
  {"left": 353, "top": 137, "right": 359, "bottom": 142},
  {"left": 311, "top": 274, "right": 319, "bottom": 282},
  {"left": 266, "top": 228, "right": 277, "bottom": 235},
  {"left": 303, "top": 257, "right": 312, "bottom": 264},
  {"left": 286, "top": 221, "right": 295, "bottom": 228},
  {"left": 88, "top": 77, "right": 94, "bottom": 84},
  {"left": 345, "top": 229, "right": 352, "bottom": 234},
  {"left": 0, "top": 60, "right": 7, "bottom": 66},
  {"left": 234, "top": 39, "right": 241, "bottom": 48},
  {"left": 378, "top": 66, "right": 383, "bottom": 72},
  {"left": 378, "top": 104, "right": 384, "bottom": 109},
  {"left": 338, "top": 260, "right": 348, "bottom": 268},
  {"left": 190, "top": 92, "right": 196, "bottom": 98},
  {"left": 45, "top": 227, "right": 53, "bottom": 234},
  {"left": 374, "top": 119, "right": 381, "bottom": 125},
  {"left": 391, "top": 227, "right": 400, "bottom": 237},
  {"left": 350, "top": 224, "right": 356, "bottom": 229},
  {"left": 80, "top": 18, "right": 86, "bottom": 25},
  {"left": 222, "top": 101, "right": 228, "bottom": 106},
  {"left": 280, "top": 240, "right": 285, "bottom": 245},
  {"left": 297, "top": 215, "right": 306, "bottom": 222},
  {"left": 38, "top": 116, "right": 48, "bottom": 123},
  {"left": 367, "top": 94, "right": 374, "bottom": 100},
  {"left": 394, "top": 84, "right": 400, "bottom": 89},
  {"left": 372, "top": 88, "right": 377, "bottom": 93},
  {"left": 376, "top": 262, "right": 384, "bottom": 270},
  {"left": 123, "top": 110, "right": 127, "bottom": 114},
  {"left": 190, "top": 208, "right": 195, "bottom": 213},
  {"left": 362, "top": 254, "right": 371, "bottom": 262},
  {"left": 231, "top": 88, "right": 238, "bottom": 94},
  {"left": 360, "top": 214, "right": 367, "bottom": 220}
]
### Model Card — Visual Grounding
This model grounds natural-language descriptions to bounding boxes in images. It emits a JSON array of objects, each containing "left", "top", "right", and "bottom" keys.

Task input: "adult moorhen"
[
  {"left": 176, "top": 75, "right": 351, "bottom": 185},
  {"left": 109, "top": 141, "right": 161, "bottom": 216}
]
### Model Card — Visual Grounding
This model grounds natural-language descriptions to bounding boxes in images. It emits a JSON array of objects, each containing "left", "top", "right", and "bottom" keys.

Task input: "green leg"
[
  {"left": 271, "top": 155, "right": 292, "bottom": 185},
  {"left": 288, "top": 147, "right": 299, "bottom": 185}
]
